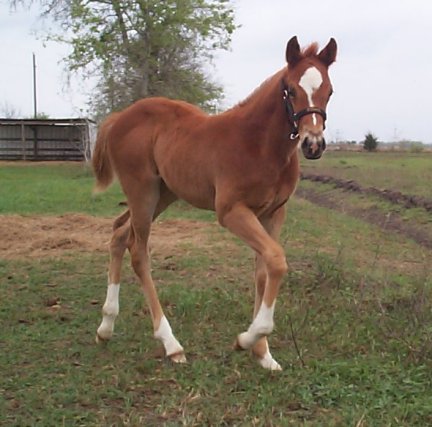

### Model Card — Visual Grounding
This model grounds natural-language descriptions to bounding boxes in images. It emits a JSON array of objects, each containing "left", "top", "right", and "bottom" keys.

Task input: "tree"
[
  {"left": 0, "top": 101, "right": 21, "bottom": 118},
  {"left": 33, "top": 112, "right": 50, "bottom": 119},
  {"left": 363, "top": 132, "right": 379, "bottom": 151},
  {"left": 13, "top": 0, "right": 236, "bottom": 119}
]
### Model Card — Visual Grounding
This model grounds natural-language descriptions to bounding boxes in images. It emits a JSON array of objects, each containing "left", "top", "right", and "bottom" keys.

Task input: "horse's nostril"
[{"left": 301, "top": 136, "right": 326, "bottom": 160}]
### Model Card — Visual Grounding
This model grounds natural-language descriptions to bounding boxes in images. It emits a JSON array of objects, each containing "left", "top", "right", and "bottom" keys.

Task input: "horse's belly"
[
  {"left": 162, "top": 171, "right": 216, "bottom": 211},
  {"left": 155, "top": 137, "right": 217, "bottom": 211},
  {"left": 177, "top": 186, "right": 216, "bottom": 211}
]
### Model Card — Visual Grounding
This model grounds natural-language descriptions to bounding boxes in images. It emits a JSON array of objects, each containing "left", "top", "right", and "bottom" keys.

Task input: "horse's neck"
[{"left": 234, "top": 75, "right": 293, "bottom": 150}]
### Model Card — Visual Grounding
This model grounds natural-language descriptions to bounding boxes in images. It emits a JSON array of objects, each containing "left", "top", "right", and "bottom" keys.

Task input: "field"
[{"left": 1, "top": 153, "right": 432, "bottom": 426}]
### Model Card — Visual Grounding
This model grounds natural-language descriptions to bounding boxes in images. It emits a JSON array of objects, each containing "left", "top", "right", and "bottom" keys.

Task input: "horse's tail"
[{"left": 92, "top": 112, "right": 119, "bottom": 193}]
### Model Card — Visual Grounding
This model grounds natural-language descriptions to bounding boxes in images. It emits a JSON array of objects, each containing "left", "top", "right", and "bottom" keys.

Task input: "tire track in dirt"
[
  {"left": 302, "top": 174, "right": 432, "bottom": 213},
  {"left": 297, "top": 175, "right": 432, "bottom": 250}
]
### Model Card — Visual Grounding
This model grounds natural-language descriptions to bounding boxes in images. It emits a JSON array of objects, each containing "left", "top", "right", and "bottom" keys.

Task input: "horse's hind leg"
[
  {"left": 128, "top": 180, "right": 185, "bottom": 363},
  {"left": 96, "top": 183, "right": 177, "bottom": 344},
  {"left": 96, "top": 210, "right": 131, "bottom": 342}
]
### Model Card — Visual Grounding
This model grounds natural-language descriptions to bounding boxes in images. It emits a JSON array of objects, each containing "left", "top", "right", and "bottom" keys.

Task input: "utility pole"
[
  {"left": 32, "top": 53, "right": 39, "bottom": 158},
  {"left": 33, "top": 53, "right": 37, "bottom": 119}
]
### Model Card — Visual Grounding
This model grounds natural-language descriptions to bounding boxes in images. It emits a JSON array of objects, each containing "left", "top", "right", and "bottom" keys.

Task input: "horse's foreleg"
[
  {"left": 219, "top": 204, "right": 287, "bottom": 370},
  {"left": 251, "top": 256, "right": 282, "bottom": 370},
  {"left": 251, "top": 207, "right": 286, "bottom": 370},
  {"left": 96, "top": 216, "right": 130, "bottom": 342}
]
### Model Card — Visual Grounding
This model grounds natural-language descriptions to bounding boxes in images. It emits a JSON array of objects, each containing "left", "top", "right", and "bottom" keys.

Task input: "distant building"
[{"left": 0, "top": 118, "right": 96, "bottom": 161}]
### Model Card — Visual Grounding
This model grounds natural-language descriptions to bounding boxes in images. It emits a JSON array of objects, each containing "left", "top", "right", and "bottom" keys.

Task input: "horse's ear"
[
  {"left": 286, "top": 36, "right": 302, "bottom": 66},
  {"left": 318, "top": 38, "right": 337, "bottom": 66}
]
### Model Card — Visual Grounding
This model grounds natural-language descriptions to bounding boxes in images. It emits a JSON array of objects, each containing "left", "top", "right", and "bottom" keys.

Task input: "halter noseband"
[{"left": 281, "top": 80, "right": 327, "bottom": 139}]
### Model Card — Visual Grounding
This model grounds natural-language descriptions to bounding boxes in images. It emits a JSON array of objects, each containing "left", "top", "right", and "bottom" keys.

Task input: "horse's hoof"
[
  {"left": 234, "top": 332, "right": 256, "bottom": 350},
  {"left": 169, "top": 351, "right": 187, "bottom": 364},
  {"left": 233, "top": 337, "right": 246, "bottom": 351},
  {"left": 259, "top": 356, "right": 282, "bottom": 371},
  {"left": 95, "top": 333, "right": 109, "bottom": 344}
]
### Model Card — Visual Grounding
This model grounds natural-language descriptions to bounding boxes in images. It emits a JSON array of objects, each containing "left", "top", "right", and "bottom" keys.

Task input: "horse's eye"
[{"left": 288, "top": 88, "right": 296, "bottom": 98}]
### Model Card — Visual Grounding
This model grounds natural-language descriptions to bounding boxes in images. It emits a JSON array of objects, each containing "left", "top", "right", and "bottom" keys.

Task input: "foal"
[{"left": 93, "top": 36, "right": 337, "bottom": 370}]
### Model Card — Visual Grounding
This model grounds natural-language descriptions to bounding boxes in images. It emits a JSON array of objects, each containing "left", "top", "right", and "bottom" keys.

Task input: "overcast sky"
[{"left": 1, "top": 0, "right": 432, "bottom": 143}]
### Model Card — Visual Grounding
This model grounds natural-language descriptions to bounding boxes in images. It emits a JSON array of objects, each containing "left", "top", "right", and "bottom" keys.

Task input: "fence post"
[
  {"left": 21, "top": 122, "right": 26, "bottom": 161},
  {"left": 33, "top": 126, "right": 38, "bottom": 159}
]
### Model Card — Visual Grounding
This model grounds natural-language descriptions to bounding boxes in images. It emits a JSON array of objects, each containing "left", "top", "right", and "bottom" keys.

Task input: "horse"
[{"left": 93, "top": 36, "right": 337, "bottom": 371}]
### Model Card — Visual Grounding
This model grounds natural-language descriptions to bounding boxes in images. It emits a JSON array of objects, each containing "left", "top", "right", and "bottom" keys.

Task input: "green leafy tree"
[
  {"left": 13, "top": 0, "right": 237, "bottom": 118},
  {"left": 363, "top": 132, "right": 379, "bottom": 151}
]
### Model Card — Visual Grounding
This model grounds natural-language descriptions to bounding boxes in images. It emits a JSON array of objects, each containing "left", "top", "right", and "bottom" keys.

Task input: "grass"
[
  {"left": 301, "top": 151, "right": 432, "bottom": 198},
  {"left": 1, "top": 161, "right": 432, "bottom": 425},
  {"left": 0, "top": 162, "right": 124, "bottom": 216},
  {"left": 299, "top": 151, "right": 432, "bottom": 245},
  {"left": 299, "top": 178, "right": 432, "bottom": 240},
  {"left": 0, "top": 161, "right": 216, "bottom": 222}
]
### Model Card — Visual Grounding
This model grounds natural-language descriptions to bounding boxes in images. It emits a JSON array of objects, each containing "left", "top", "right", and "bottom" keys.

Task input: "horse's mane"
[{"left": 231, "top": 70, "right": 284, "bottom": 110}]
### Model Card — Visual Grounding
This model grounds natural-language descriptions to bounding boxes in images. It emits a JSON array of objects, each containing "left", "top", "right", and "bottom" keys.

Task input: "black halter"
[{"left": 281, "top": 80, "right": 327, "bottom": 139}]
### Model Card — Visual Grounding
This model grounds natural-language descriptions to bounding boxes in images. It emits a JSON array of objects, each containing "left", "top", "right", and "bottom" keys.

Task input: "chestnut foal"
[{"left": 93, "top": 36, "right": 337, "bottom": 370}]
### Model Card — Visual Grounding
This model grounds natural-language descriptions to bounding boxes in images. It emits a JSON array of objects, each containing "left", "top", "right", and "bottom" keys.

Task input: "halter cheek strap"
[{"left": 281, "top": 80, "right": 327, "bottom": 139}]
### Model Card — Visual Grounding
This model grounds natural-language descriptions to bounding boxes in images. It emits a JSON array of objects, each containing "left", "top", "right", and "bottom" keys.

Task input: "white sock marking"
[
  {"left": 259, "top": 349, "right": 282, "bottom": 371},
  {"left": 154, "top": 316, "right": 184, "bottom": 357},
  {"left": 238, "top": 301, "right": 276, "bottom": 349},
  {"left": 97, "top": 283, "right": 120, "bottom": 340},
  {"left": 299, "top": 66, "right": 323, "bottom": 127}
]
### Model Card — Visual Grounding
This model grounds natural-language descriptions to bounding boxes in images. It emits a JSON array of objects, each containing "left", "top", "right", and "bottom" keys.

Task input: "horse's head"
[{"left": 282, "top": 36, "right": 337, "bottom": 160}]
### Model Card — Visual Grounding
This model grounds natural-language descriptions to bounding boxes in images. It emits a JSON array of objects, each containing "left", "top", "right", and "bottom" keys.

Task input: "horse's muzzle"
[{"left": 301, "top": 137, "right": 326, "bottom": 160}]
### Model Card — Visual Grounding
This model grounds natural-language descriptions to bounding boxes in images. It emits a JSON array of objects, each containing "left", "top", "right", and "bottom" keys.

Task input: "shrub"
[{"left": 363, "top": 132, "right": 379, "bottom": 151}]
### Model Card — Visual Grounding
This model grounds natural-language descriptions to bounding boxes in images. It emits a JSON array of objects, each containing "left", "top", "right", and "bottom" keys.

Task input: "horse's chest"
[
  {"left": 271, "top": 178, "right": 296, "bottom": 208},
  {"left": 274, "top": 159, "right": 299, "bottom": 193},
  {"left": 275, "top": 179, "right": 295, "bottom": 202},
  {"left": 251, "top": 165, "right": 299, "bottom": 215}
]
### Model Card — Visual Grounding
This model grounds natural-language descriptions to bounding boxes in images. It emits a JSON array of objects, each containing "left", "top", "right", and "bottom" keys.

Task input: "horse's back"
[
  {"left": 107, "top": 97, "right": 207, "bottom": 156},
  {"left": 110, "top": 97, "right": 200, "bottom": 135},
  {"left": 106, "top": 97, "right": 216, "bottom": 208}
]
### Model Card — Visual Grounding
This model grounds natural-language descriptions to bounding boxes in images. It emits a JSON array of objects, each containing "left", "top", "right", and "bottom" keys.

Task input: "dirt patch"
[
  {"left": 302, "top": 173, "right": 432, "bottom": 212},
  {"left": 0, "top": 213, "right": 217, "bottom": 260},
  {"left": 296, "top": 187, "right": 432, "bottom": 250}
]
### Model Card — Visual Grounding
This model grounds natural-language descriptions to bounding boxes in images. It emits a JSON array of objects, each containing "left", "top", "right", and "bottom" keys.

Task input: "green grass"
[
  {"left": 301, "top": 151, "right": 432, "bottom": 198},
  {"left": 1, "top": 215, "right": 432, "bottom": 426},
  {"left": 1, "top": 161, "right": 432, "bottom": 425},
  {"left": 0, "top": 162, "right": 124, "bottom": 216},
  {"left": 0, "top": 162, "right": 215, "bottom": 221}
]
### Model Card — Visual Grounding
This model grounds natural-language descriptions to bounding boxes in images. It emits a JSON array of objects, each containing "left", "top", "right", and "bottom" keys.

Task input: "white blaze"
[{"left": 299, "top": 67, "right": 323, "bottom": 126}]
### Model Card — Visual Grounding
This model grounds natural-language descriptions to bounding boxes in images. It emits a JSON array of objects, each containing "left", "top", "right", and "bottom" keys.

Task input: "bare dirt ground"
[
  {"left": 302, "top": 174, "right": 432, "bottom": 212},
  {"left": 0, "top": 214, "right": 217, "bottom": 260},
  {"left": 2, "top": 173, "right": 431, "bottom": 261},
  {"left": 298, "top": 175, "right": 432, "bottom": 249}
]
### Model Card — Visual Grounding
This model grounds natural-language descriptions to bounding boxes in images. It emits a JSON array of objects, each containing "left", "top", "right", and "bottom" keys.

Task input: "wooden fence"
[{"left": 0, "top": 118, "right": 96, "bottom": 161}]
